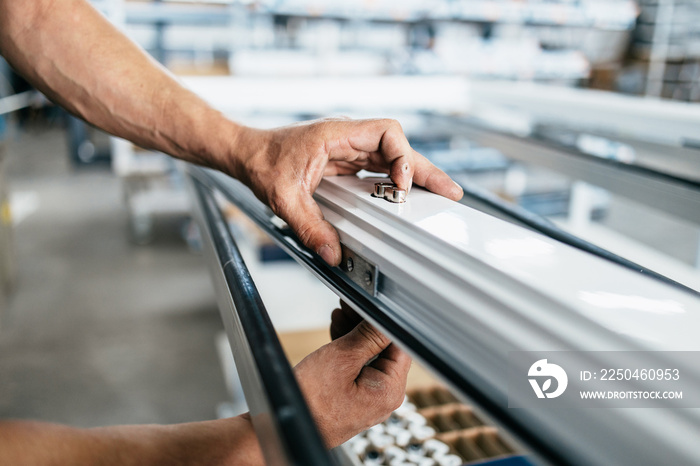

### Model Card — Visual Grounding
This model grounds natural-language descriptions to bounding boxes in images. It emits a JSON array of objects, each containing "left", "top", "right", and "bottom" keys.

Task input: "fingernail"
[
  {"left": 408, "top": 177, "right": 413, "bottom": 194},
  {"left": 318, "top": 244, "right": 337, "bottom": 265},
  {"left": 453, "top": 181, "right": 463, "bottom": 199}
]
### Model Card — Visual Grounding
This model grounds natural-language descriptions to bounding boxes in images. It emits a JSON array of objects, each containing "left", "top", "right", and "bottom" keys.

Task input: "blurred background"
[{"left": 1, "top": 0, "right": 699, "bottom": 463}]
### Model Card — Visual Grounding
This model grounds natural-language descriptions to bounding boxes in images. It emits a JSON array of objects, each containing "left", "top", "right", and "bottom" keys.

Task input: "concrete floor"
[{"left": 0, "top": 122, "right": 229, "bottom": 427}]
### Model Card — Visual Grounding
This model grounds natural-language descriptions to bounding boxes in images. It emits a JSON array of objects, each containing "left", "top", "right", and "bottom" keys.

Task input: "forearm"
[
  {"left": 0, "top": 416, "right": 263, "bottom": 466},
  {"left": 0, "top": 1, "right": 462, "bottom": 265},
  {"left": 0, "top": 0, "right": 251, "bottom": 176}
]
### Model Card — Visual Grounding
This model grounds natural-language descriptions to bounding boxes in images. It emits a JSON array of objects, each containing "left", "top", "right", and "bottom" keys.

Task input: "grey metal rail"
[
  {"left": 429, "top": 114, "right": 700, "bottom": 225},
  {"left": 0, "top": 91, "right": 37, "bottom": 116},
  {"left": 188, "top": 163, "right": 700, "bottom": 466},
  {"left": 186, "top": 165, "right": 571, "bottom": 466},
  {"left": 188, "top": 174, "right": 336, "bottom": 466}
]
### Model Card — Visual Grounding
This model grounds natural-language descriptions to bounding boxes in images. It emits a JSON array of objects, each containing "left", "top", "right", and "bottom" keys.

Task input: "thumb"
[
  {"left": 333, "top": 320, "right": 392, "bottom": 366},
  {"left": 276, "top": 190, "right": 341, "bottom": 266},
  {"left": 412, "top": 150, "right": 463, "bottom": 201}
]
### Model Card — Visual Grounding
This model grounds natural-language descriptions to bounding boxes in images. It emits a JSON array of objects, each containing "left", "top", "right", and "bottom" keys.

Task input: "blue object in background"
[
  {"left": 475, "top": 456, "right": 533, "bottom": 466},
  {"left": 0, "top": 115, "right": 6, "bottom": 141}
]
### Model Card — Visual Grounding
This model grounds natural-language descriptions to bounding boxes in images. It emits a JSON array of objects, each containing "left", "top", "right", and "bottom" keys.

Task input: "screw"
[
  {"left": 391, "top": 188, "right": 407, "bottom": 203},
  {"left": 346, "top": 257, "right": 354, "bottom": 272},
  {"left": 364, "top": 271, "right": 373, "bottom": 286},
  {"left": 373, "top": 182, "right": 394, "bottom": 198}
]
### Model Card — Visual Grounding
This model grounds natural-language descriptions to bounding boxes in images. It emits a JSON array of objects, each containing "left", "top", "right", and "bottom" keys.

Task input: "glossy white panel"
[{"left": 318, "top": 175, "right": 700, "bottom": 351}]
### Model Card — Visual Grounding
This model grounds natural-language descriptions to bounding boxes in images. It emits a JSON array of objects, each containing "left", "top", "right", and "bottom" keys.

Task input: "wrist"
[
  {"left": 155, "top": 415, "right": 263, "bottom": 466},
  {"left": 158, "top": 91, "right": 260, "bottom": 181},
  {"left": 219, "top": 124, "right": 271, "bottom": 184},
  {"left": 223, "top": 414, "right": 265, "bottom": 466},
  {"left": 86, "top": 415, "right": 264, "bottom": 466}
]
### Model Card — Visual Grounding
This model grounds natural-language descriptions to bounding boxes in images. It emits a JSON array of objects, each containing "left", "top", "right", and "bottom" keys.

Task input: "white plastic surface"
[
  {"left": 313, "top": 174, "right": 700, "bottom": 466},
  {"left": 318, "top": 175, "right": 700, "bottom": 351}
]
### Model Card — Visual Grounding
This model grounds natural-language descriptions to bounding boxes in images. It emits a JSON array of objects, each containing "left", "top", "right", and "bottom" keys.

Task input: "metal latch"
[
  {"left": 372, "top": 182, "right": 407, "bottom": 203},
  {"left": 340, "top": 245, "right": 378, "bottom": 296}
]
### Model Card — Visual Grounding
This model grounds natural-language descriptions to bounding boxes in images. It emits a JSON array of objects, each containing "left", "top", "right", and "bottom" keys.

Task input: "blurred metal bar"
[
  {"left": 123, "top": 3, "right": 233, "bottom": 25},
  {"left": 468, "top": 80, "right": 700, "bottom": 148},
  {"left": 188, "top": 175, "right": 335, "bottom": 466},
  {"left": 0, "top": 91, "right": 35, "bottom": 116},
  {"left": 435, "top": 116, "right": 700, "bottom": 225}
]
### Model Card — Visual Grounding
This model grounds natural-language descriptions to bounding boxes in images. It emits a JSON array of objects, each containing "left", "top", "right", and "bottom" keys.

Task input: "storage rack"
[
  {"left": 95, "top": 0, "right": 639, "bottom": 29},
  {"left": 91, "top": 0, "right": 642, "bottom": 82},
  {"left": 250, "top": 0, "right": 638, "bottom": 30}
]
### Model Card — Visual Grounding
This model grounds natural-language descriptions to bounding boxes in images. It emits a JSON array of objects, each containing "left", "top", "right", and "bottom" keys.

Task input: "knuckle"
[
  {"left": 356, "top": 322, "right": 388, "bottom": 354},
  {"left": 423, "top": 171, "right": 434, "bottom": 187},
  {"left": 372, "top": 390, "right": 399, "bottom": 420},
  {"left": 388, "top": 386, "right": 405, "bottom": 411},
  {"left": 295, "top": 218, "right": 322, "bottom": 246},
  {"left": 315, "top": 120, "right": 335, "bottom": 135},
  {"left": 307, "top": 124, "right": 332, "bottom": 156},
  {"left": 267, "top": 189, "right": 289, "bottom": 217},
  {"left": 385, "top": 118, "right": 402, "bottom": 132},
  {"left": 333, "top": 351, "right": 361, "bottom": 377}
]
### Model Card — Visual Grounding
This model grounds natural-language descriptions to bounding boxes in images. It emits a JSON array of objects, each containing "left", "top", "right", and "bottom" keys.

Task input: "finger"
[
  {"left": 340, "top": 299, "right": 358, "bottom": 314},
  {"left": 274, "top": 189, "right": 341, "bottom": 266},
  {"left": 330, "top": 165, "right": 363, "bottom": 176},
  {"left": 378, "top": 123, "right": 413, "bottom": 192},
  {"left": 333, "top": 320, "right": 392, "bottom": 368},
  {"left": 329, "top": 309, "right": 345, "bottom": 340},
  {"left": 375, "top": 341, "right": 409, "bottom": 365},
  {"left": 330, "top": 305, "right": 363, "bottom": 340},
  {"left": 357, "top": 345, "right": 410, "bottom": 408},
  {"left": 368, "top": 344, "right": 412, "bottom": 380},
  {"left": 330, "top": 303, "right": 363, "bottom": 340},
  {"left": 340, "top": 301, "right": 363, "bottom": 327},
  {"left": 411, "top": 150, "right": 463, "bottom": 201},
  {"left": 389, "top": 155, "right": 413, "bottom": 194},
  {"left": 324, "top": 160, "right": 373, "bottom": 176},
  {"left": 340, "top": 120, "right": 414, "bottom": 190}
]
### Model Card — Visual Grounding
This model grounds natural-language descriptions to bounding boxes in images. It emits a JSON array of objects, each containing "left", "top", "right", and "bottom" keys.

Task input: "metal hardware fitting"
[
  {"left": 340, "top": 244, "right": 378, "bottom": 296},
  {"left": 372, "top": 182, "right": 407, "bottom": 203}
]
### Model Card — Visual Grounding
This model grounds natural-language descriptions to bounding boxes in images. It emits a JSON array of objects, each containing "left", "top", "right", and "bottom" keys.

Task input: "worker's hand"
[
  {"left": 329, "top": 300, "right": 365, "bottom": 340},
  {"left": 293, "top": 301, "right": 411, "bottom": 448},
  {"left": 231, "top": 118, "right": 463, "bottom": 266}
]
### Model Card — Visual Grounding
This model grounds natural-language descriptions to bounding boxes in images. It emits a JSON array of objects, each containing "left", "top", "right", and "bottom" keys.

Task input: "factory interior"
[{"left": 1, "top": 1, "right": 700, "bottom": 465}]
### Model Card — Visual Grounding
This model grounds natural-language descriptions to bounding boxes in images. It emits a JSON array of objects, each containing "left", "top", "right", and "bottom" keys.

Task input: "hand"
[
  {"left": 294, "top": 302, "right": 411, "bottom": 448},
  {"left": 231, "top": 118, "right": 463, "bottom": 266}
]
